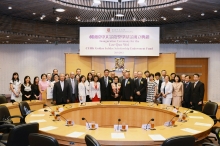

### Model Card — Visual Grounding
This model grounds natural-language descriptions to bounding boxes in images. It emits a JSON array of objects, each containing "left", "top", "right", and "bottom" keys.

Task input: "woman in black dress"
[
  {"left": 32, "top": 76, "right": 40, "bottom": 100},
  {"left": 21, "top": 76, "right": 32, "bottom": 101}
]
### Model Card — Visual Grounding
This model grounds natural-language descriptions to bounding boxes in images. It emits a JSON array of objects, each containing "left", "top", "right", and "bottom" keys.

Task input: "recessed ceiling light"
[
  {"left": 55, "top": 8, "right": 65, "bottom": 12},
  {"left": 33, "top": 13, "right": 36, "bottom": 15},
  {"left": 214, "top": 38, "right": 216, "bottom": 39},
  {"left": 188, "top": 15, "right": 191, "bottom": 17},
  {"left": 56, "top": 17, "right": 60, "bottom": 21},
  {"left": 116, "top": 14, "right": 124, "bottom": 17},
  {"left": 6, "top": 36, "right": 9, "bottom": 38},
  {"left": 173, "top": 7, "right": 183, "bottom": 11},
  {"left": 214, "top": 10, "right": 218, "bottom": 13},
  {"left": 8, "top": 6, "right": 12, "bottom": 10},
  {"left": 163, "top": 17, "right": 167, "bottom": 20},
  {"left": 77, "top": 19, "right": 81, "bottom": 21},
  {"left": 133, "top": 17, "right": 136, "bottom": 21},
  {"left": 111, "top": 17, "right": 114, "bottom": 21},
  {"left": 195, "top": 39, "right": 197, "bottom": 41},
  {"left": 98, "top": 21, "right": 101, "bottom": 22},
  {"left": 28, "top": 39, "right": 30, "bottom": 40},
  {"left": 201, "top": 13, "right": 205, "bottom": 16},
  {"left": 209, "top": 41, "right": 212, "bottom": 43}
]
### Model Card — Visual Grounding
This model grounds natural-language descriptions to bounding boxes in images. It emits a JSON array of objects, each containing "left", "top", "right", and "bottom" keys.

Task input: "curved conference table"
[{"left": 26, "top": 102, "right": 214, "bottom": 146}]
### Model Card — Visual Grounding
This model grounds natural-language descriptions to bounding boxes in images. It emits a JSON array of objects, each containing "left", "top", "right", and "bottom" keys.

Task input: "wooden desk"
[
  {"left": 2, "top": 100, "right": 45, "bottom": 123},
  {"left": 26, "top": 102, "right": 213, "bottom": 146}
]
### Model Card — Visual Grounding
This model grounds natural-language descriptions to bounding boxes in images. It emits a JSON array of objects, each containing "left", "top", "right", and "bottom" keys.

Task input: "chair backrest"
[
  {"left": 0, "top": 96, "right": 7, "bottom": 104},
  {"left": 19, "top": 101, "right": 31, "bottom": 117},
  {"left": 6, "top": 122, "right": 39, "bottom": 146},
  {"left": 202, "top": 101, "right": 218, "bottom": 116},
  {"left": 29, "top": 133, "right": 59, "bottom": 146},
  {"left": 161, "top": 135, "right": 195, "bottom": 146},
  {"left": 85, "top": 134, "right": 101, "bottom": 146},
  {"left": 0, "top": 105, "right": 11, "bottom": 121}
]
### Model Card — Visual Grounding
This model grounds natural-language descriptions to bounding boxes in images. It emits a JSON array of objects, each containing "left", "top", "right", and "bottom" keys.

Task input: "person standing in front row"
[
  {"left": 39, "top": 74, "right": 50, "bottom": 100},
  {"left": 85, "top": 73, "right": 93, "bottom": 102},
  {"left": 32, "top": 76, "right": 40, "bottom": 100},
  {"left": 21, "top": 76, "right": 32, "bottom": 101},
  {"left": 190, "top": 74, "right": 204, "bottom": 111},
  {"left": 67, "top": 72, "right": 78, "bottom": 103},
  {"left": 99, "top": 69, "right": 113, "bottom": 101},
  {"left": 111, "top": 76, "right": 121, "bottom": 101},
  {"left": 154, "top": 72, "right": 163, "bottom": 103},
  {"left": 146, "top": 74, "right": 157, "bottom": 102},
  {"left": 161, "top": 75, "right": 173, "bottom": 105},
  {"left": 134, "top": 71, "right": 147, "bottom": 102},
  {"left": 90, "top": 75, "right": 101, "bottom": 102},
  {"left": 78, "top": 75, "right": 87, "bottom": 103},
  {"left": 121, "top": 72, "right": 134, "bottom": 101},
  {"left": 9, "top": 72, "right": 21, "bottom": 102},
  {"left": 53, "top": 73, "right": 70, "bottom": 105},
  {"left": 172, "top": 75, "right": 184, "bottom": 107},
  {"left": 182, "top": 75, "right": 192, "bottom": 108}
]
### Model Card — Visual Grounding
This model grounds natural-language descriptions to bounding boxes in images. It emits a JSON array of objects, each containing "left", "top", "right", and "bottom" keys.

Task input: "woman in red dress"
[
  {"left": 89, "top": 75, "right": 101, "bottom": 102},
  {"left": 111, "top": 76, "right": 121, "bottom": 101}
]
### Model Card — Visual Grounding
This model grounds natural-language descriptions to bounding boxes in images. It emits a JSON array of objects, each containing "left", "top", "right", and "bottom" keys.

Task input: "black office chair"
[
  {"left": 0, "top": 105, "right": 24, "bottom": 125},
  {"left": 18, "top": 101, "right": 34, "bottom": 122},
  {"left": 161, "top": 135, "right": 195, "bottom": 146},
  {"left": 29, "top": 133, "right": 59, "bottom": 146},
  {"left": 0, "top": 96, "right": 7, "bottom": 104},
  {"left": 202, "top": 142, "right": 218, "bottom": 146},
  {"left": 0, "top": 122, "right": 39, "bottom": 146},
  {"left": 202, "top": 101, "right": 219, "bottom": 143},
  {"left": 85, "top": 134, "right": 101, "bottom": 146}
]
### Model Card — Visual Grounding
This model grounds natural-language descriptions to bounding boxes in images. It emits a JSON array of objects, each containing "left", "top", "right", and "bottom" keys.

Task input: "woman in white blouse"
[
  {"left": 160, "top": 75, "right": 173, "bottom": 105},
  {"left": 9, "top": 72, "right": 21, "bottom": 102},
  {"left": 89, "top": 75, "right": 101, "bottom": 102},
  {"left": 78, "top": 75, "right": 87, "bottom": 103}
]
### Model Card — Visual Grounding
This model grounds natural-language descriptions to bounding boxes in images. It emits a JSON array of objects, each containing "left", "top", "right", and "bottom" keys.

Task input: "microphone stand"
[
  {"left": 82, "top": 117, "right": 91, "bottom": 129},
  {"left": 56, "top": 114, "right": 73, "bottom": 126},
  {"left": 117, "top": 119, "right": 121, "bottom": 131},
  {"left": 146, "top": 118, "right": 154, "bottom": 130}
]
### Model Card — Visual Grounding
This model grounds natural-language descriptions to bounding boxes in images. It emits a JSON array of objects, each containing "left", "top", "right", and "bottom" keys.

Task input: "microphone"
[
  {"left": 43, "top": 104, "right": 52, "bottom": 112},
  {"left": 56, "top": 114, "right": 73, "bottom": 126},
  {"left": 117, "top": 118, "right": 121, "bottom": 130},
  {"left": 183, "top": 106, "right": 194, "bottom": 115},
  {"left": 131, "top": 101, "right": 140, "bottom": 105},
  {"left": 169, "top": 115, "right": 179, "bottom": 125},
  {"left": 148, "top": 101, "right": 158, "bottom": 107},
  {"left": 80, "top": 102, "right": 86, "bottom": 106},
  {"left": 146, "top": 118, "right": 154, "bottom": 129},
  {"left": 11, "top": 100, "right": 19, "bottom": 105},
  {"left": 82, "top": 117, "right": 91, "bottom": 129}
]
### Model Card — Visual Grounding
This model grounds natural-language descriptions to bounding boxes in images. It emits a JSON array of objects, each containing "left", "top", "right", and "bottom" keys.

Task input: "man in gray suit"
[
  {"left": 67, "top": 72, "right": 78, "bottom": 103},
  {"left": 119, "top": 69, "right": 127, "bottom": 83}
]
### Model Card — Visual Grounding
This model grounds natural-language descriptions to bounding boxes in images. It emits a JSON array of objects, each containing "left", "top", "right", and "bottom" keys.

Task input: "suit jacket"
[
  {"left": 155, "top": 79, "right": 162, "bottom": 94},
  {"left": 191, "top": 81, "right": 204, "bottom": 103},
  {"left": 67, "top": 78, "right": 78, "bottom": 98},
  {"left": 121, "top": 78, "right": 134, "bottom": 100},
  {"left": 183, "top": 82, "right": 192, "bottom": 102},
  {"left": 119, "top": 76, "right": 124, "bottom": 83},
  {"left": 99, "top": 76, "right": 113, "bottom": 101},
  {"left": 172, "top": 82, "right": 184, "bottom": 97},
  {"left": 134, "top": 78, "right": 147, "bottom": 101},
  {"left": 53, "top": 81, "right": 70, "bottom": 103},
  {"left": 160, "top": 82, "right": 173, "bottom": 99}
]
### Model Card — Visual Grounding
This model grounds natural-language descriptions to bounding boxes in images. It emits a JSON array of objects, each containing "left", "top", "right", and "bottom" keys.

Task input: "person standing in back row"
[
  {"left": 121, "top": 72, "right": 134, "bottom": 101},
  {"left": 190, "top": 74, "right": 204, "bottom": 111}
]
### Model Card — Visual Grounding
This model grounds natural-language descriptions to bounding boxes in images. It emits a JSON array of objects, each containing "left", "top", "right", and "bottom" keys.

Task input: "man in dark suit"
[
  {"left": 99, "top": 69, "right": 113, "bottom": 101},
  {"left": 121, "top": 72, "right": 134, "bottom": 101},
  {"left": 134, "top": 71, "right": 147, "bottom": 102},
  {"left": 51, "top": 69, "right": 58, "bottom": 82},
  {"left": 53, "top": 73, "right": 70, "bottom": 105},
  {"left": 190, "top": 74, "right": 204, "bottom": 111},
  {"left": 119, "top": 70, "right": 126, "bottom": 83},
  {"left": 182, "top": 75, "right": 192, "bottom": 108},
  {"left": 67, "top": 72, "right": 78, "bottom": 103}
]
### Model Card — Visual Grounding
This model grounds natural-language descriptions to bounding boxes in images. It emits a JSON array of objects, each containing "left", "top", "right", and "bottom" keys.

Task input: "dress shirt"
[
  {"left": 60, "top": 81, "right": 64, "bottom": 91},
  {"left": 71, "top": 78, "right": 75, "bottom": 94}
]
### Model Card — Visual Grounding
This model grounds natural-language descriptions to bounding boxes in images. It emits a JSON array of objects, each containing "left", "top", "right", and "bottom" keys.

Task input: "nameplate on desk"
[
  {"left": 194, "top": 122, "right": 212, "bottom": 127},
  {"left": 172, "top": 108, "right": 178, "bottom": 113},
  {"left": 66, "top": 132, "right": 85, "bottom": 138},
  {"left": 164, "top": 121, "right": 172, "bottom": 127},
  {"left": 189, "top": 116, "right": 204, "bottom": 119},
  {"left": 181, "top": 128, "right": 201, "bottom": 134},
  {"left": 40, "top": 126, "right": 58, "bottom": 131},
  {"left": 86, "top": 123, "right": 99, "bottom": 129},
  {"left": 142, "top": 124, "right": 151, "bottom": 129},
  {"left": 58, "top": 108, "right": 64, "bottom": 112},
  {"left": 149, "top": 134, "right": 166, "bottom": 141},
  {"left": 30, "top": 114, "right": 45, "bottom": 117},
  {"left": 30, "top": 119, "right": 46, "bottom": 123},
  {"left": 111, "top": 133, "right": 125, "bottom": 139},
  {"left": 114, "top": 125, "right": 128, "bottom": 131}
]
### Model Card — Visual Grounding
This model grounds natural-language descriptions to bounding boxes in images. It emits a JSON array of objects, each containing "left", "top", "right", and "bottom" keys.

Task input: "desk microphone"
[
  {"left": 183, "top": 106, "right": 194, "bottom": 115},
  {"left": 80, "top": 102, "right": 86, "bottom": 106},
  {"left": 131, "top": 101, "right": 140, "bottom": 105},
  {"left": 146, "top": 118, "right": 154, "bottom": 129},
  {"left": 169, "top": 115, "right": 179, "bottom": 123},
  {"left": 11, "top": 100, "right": 19, "bottom": 105},
  {"left": 117, "top": 118, "right": 121, "bottom": 130},
  {"left": 43, "top": 104, "right": 52, "bottom": 112},
  {"left": 82, "top": 117, "right": 91, "bottom": 129},
  {"left": 148, "top": 101, "right": 158, "bottom": 107},
  {"left": 56, "top": 114, "right": 72, "bottom": 126}
]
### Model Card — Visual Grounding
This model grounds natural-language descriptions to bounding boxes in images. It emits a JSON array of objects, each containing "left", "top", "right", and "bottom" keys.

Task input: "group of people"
[{"left": 9, "top": 68, "right": 205, "bottom": 111}]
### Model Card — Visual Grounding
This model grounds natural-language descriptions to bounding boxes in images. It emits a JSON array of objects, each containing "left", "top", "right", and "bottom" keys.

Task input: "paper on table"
[
  {"left": 30, "top": 114, "right": 45, "bottom": 117},
  {"left": 40, "top": 126, "right": 58, "bottom": 131},
  {"left": 66, "top": 132, "right": 85, "bottom": 138},
  {"left": 189, "top": 116, "right": 204, "bottom": 119},
  {"left": 181, "top": 128, "right": 201, "bottom": 134},
  {"left": 30, "top": 119, "right": 46, "bottom": 123},
  {"left": 149, "top": 134, "right": 166, "bottom": 141},
  {"left": 195, "top": 122, "right": 212, "bottom": 127},
  {"left": 111, "top": 133, "right": 125, "bottom": 139}
]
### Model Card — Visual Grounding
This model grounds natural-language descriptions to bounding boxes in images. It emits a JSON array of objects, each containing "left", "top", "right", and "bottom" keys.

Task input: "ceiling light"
[
  {"left": 116, "top": 14, "right": 124, "bottom": 17},
  {"left": 161, "top": 16, "right": 164, "bottom": 18},
  {"left": 173, "top": 7, "right": 183, "bottom": 11},
  {"left": 98, "top": 21, "right": 101, "bottom": 22},
  {"left": 28, "top": 39, "right": 30, "bottom": 40},
  {"left": 56, "top": 17, "right": 60, "bottom": 21},
  {"left": 33, "top": 13, "right": 36, "bottom": 15},
  {"left": 163, "top": 17, "right": 167, "bottom": 20},
  {"left": 209, "top": 41, "right": 212, "bottom": 43},
  {"left": 133, "top": 17, "right": 136, "bottom": 21},
  {"left": 75, "top": 16, "right": 78, "bottom": 19},
  {"left": 77, "top": 19, "right": 81, "bottom": 21},
  {"left": 138, "top": 0, "right": 147, "bottom": 7},
  {"left": 142, "top": 18, "right": 146, "bottom": 22},
  {"left": 92, "top": 0, "right": 101, "bottom": 7},
  {"left": 6, "top": 36, "right": 9, "bottom": 38},
  {"left": 46, "top": 40, "right": 49, "bottom": 42},
  {"left": 195, "top": 39, "right": 197, "bottom": 41},
  {"left": 111, "top": 17, "right": 114, "bottom": 21},
  {"left": 8, "top": 6, "right": 12, "bottom": 10},
  {"left": 41, "top": 14, "right": 46, "bottom": 20},
  {"left": 214, "top": 38, "right": 216, "bottom": 39},
  {"left": 201, "top": 13, "right": 205, "bottom": 16},
  {"left": 55, "top": 8, "right": 65, "bottom": 12},
  {"left": 188, "top": 15, "right": 191, "bottom": 17},
  {"left": 214, "top": 10, "right": 218, "bottom": 13}
]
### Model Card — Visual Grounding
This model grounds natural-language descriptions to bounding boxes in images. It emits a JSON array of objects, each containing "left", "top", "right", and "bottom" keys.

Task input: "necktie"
[
  {"left": 105, "top": 77, "right": 107, "bottom": 87},
  {"left": 125, "top": 79, "right": 128, "bottom": 86},
  {"left": 194, "top": 82, "right": 196, "bottom": 88},
  {"left": 71, "top": 79, "right": 75, "bottom": 94},
  {"left": 139, "top": 79, "right": 141, "bottom": 86}
]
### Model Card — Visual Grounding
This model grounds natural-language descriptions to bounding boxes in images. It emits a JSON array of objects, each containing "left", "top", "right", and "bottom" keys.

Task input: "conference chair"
[
  {"left": 29, "top": 133, "right": 59, "bottom": 146},
  {"left": 0, "top": 105, "right": 24, "bottom": 125},
  {"left": 0, "top": 96, "right": 7, "bottom": 104},
  {"left": 0, "top": 122, "right": 39, "bottom": 146},
  {"left": 85, "top": 134, "right": 101, "bottom": 146},
  {"left": 18, "top": 101, "right": 34, "bottom": 122},
  {"left": 161, "top": 135, "right": 195, "bottom": 146},
  {"left": 202, "top": 142, "right": 218, "bottom": 146},
  {"left": 202, "top": 101, "right": 219, "bottom": 143}
]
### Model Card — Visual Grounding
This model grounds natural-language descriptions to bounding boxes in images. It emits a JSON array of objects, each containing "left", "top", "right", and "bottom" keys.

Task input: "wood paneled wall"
[{"left": 65, "top": 53, "right": 175, "bottom": 77}]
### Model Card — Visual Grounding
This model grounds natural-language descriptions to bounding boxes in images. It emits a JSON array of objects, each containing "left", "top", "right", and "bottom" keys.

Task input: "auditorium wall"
[{"left": 0, "top": 44, "right": 219, "bottom": 101}]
